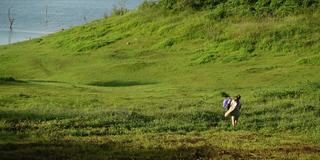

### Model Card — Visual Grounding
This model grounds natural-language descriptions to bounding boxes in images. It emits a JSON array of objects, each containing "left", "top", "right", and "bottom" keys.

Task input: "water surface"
[{"left": 0, "top": 0, "right": 143, "bottom": 45}]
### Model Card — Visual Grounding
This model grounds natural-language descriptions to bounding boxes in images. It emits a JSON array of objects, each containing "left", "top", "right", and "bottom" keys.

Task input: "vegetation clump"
[
  {"left": 0, "top": 77, "right": 23, "bottom": 84},
  {"left": 0, "top": 77, "right": 16, "bottom": 82},
  {"left": 156, "top": 0, "right": 319, "bottom": 16}
]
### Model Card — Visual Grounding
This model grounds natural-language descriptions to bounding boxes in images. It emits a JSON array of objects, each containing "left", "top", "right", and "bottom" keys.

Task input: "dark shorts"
[{"left": 230, "top": 109, "right": 240, "bottom": 120}]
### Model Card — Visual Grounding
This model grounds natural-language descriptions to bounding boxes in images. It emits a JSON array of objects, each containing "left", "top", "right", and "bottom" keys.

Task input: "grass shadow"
[
  {"left": 0, "top": 141, "right": 239, "bottom": 160},
  {"left": 0, "top": 77, "right": 26, "bottom": 84},
  {"left": 88, "top": 80, "right": 157, "bottom": 87},
  {"left": 1, "top": 140, "right": 316, "bottom": 160},
  {"left": 28, "top": 80, "right": 67, "bottom": 84}
]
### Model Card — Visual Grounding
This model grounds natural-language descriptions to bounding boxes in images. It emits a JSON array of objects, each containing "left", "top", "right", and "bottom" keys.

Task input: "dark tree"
[{"left": 8, "top": 8, "right": 15, "bottom": 31}]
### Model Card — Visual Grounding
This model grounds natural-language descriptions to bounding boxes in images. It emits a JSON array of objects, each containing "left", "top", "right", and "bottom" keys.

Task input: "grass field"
[{"left": 1, "top": 1, "right": 320, "bottom": 159}]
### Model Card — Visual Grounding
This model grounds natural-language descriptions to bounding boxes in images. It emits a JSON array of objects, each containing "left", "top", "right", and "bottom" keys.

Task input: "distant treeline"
[{"left": 141, "top": 0, "right": 319, "bottom": 16}]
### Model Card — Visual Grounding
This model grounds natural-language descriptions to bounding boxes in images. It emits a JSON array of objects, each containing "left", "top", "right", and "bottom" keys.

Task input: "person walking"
[{"left": 224, "top": 95, "right": 241, "bottom": 128}]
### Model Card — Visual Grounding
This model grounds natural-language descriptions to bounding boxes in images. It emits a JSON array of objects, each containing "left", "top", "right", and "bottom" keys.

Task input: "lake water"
[{"left": 0, "top": 0, "right": 143, "bottom": 45}]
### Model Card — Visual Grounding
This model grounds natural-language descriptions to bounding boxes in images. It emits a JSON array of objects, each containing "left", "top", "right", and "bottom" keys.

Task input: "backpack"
[{"left": 223, "top": 98, "right": 231, "bottom": 110}]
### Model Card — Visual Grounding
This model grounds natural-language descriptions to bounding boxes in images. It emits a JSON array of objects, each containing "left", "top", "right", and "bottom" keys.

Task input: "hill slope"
[
  {"left": 1, "top": 5, "right": 319, "bottom": 86},
  {"left": 0, "top": 2, "right": 320, "bottom": 159}
]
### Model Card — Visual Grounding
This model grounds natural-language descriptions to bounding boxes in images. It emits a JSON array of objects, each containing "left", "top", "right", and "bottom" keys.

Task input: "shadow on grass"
[
  {"left": 0, "top": 77, "right": 26, "bottom": 85},
  {"left": 88, "top": 80, "right": 157, "bottom": 87},
  {"left": 0, "top": 142, "right": 238, "bottom": 160},
  {"left": 2, "top": 141, "right": 318, "bottom": 160},
  {"left": 28, "top": 80, "right": 67, "bottom": 84}
]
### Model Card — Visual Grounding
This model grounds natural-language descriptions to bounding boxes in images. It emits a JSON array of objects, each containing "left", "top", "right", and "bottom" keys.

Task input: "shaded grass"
[
  {"left": 1, "top": 142, "right": 319, "bottom": 160},
  {"left": 88, "top": 81, "right": 157, "bottom": 87},
  {"left": 0, "top": 77, "right": 25, "bottom": 84},
  {"left": 1, "top": 131, "right": 319, "bottom": 160}
]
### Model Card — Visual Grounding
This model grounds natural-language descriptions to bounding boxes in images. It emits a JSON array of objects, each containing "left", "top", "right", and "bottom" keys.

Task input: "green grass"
[{"left": 0, "top": 3, "right": 320, "bottom": 159}]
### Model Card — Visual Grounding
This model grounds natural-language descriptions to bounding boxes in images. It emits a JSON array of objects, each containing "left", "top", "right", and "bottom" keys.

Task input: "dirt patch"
[
  {"left": 276, "top": 145, "right": 320, "bottom": 154},
  {"left": 216, "top": 145, "right": 320, "bottom": 159}
]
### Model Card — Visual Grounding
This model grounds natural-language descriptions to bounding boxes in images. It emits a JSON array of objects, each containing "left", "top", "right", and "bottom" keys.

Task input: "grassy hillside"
[{"left": 1, "top": 1, "right": 320, "bottom": 159}]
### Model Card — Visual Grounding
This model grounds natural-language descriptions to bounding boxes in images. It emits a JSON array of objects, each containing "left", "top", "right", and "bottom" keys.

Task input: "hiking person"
[{"left": 224, "top": 95, "right": 241, "bottom": 128}]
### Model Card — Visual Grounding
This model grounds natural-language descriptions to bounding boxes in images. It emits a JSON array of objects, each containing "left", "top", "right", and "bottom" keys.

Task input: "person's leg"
[
  {"left": 231, "top": 116, "right": 236, "bottom": 127},
  {"left": 233, "top": 111, "right": 240, "bottom": 127},
  {"left": 234, "top": 119, "right": 238, "bottom": 127}
]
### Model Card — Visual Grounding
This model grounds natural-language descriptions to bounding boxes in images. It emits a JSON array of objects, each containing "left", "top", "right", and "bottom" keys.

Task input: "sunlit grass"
[{"left": 0, "top": 2, "right": 320, "bottom": 159}]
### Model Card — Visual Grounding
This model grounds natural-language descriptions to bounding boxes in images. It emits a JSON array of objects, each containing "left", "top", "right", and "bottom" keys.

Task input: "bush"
[
  {"left": 111, "top": 0, "right": 129, "bottom": 16},
  {"left": 0, "top": 77, "right": 25, "bottom": 84},
  {"left": 0, "top": 77, "right": 16, "bottom": 82},
  {"left": 112, "top": 7, "right": 129, "bottom": 16},
  {"left": 158, "top": 0, "right": 226, "bottom": 10},
  {"left": 156, "top": 0, "right": 319, "bottom": 16},
  {"left": 139, "top": 0, "right": 158, "bottom": 10}
]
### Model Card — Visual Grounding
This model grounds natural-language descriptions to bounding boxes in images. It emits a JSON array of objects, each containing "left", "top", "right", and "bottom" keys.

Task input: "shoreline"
[{"left": 0, "top": 28, "right": 57, "bottom": 46}]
